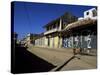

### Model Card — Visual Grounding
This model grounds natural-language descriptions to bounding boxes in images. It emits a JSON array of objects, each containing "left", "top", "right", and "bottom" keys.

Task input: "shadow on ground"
[{"left": 11, "top": 44, "right": 56, "bottom": 74}]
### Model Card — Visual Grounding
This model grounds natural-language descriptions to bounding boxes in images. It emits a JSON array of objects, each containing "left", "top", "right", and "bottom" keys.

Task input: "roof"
[
  {"left": 43, "top": 12, "right": 78, "bottom": 28},
  {"left": 63, "top": 18, "right": 97, "bottom": 31},
  {"left": 43, "top": 18, "right": 60, "bottom": 28}
]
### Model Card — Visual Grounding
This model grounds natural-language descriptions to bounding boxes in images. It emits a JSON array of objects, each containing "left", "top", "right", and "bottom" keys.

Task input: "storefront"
[{"left": 62, "top": 18, "right": 97, "bottom": 55}]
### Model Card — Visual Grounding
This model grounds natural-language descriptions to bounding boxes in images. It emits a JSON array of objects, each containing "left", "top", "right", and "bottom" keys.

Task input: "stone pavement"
[{"left": 27, "top": 45, "right": 97, "bottom": 71}]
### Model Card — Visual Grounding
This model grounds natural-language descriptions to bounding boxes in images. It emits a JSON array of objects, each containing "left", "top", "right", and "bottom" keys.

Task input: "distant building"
[
  {"left": 22, "top": 33, "right": 40, "bottom": 46},
  {"left": 21, "top": 33, "right": 34, "bottom": 46},
  {"left": 84, "top": 8, "right": 97, "bottom": 20},
  {"left": 78, "top": 8, "right": 97, "bottom": 21},
  {"left": 35, "top": 33, "right": 46, "bottom": 47}
]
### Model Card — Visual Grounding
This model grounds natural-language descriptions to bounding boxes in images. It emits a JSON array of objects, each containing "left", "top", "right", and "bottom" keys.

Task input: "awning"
[{"left": 63, "top": 18, "right": 97, "bottom": 31}]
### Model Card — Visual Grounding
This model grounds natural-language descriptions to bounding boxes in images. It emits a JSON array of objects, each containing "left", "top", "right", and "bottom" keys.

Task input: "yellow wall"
[
  {"left": 59, "top": 37, "right": 62, "bottom": 48},
  {"left": 47, "top": 36, "right": 60, "bottom": 48},
  {"left": 35, "top": 35, "right": 61, "bottom": 48},
  {"left": 54, "top": 36, "right": 59, "bottom": 48},
  {"left": 44, "top": 37, "right": 48, "bottom": 47},
  {"left": 50, "top": 37, "right": 53, "bottom": 48}
]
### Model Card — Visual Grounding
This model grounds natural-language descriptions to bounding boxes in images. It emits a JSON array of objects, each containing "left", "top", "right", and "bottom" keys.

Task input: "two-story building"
[
  {"left": 43, "top": 12, "right": 78, "bottom": 48},
  {"left": 34, "top": 8, "right": 97, "bottom": 55}
]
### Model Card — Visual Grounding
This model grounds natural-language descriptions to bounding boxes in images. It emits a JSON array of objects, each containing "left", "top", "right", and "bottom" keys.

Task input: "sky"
[{"left": 13, "top": 1, "right": 96, "bottom": 40}]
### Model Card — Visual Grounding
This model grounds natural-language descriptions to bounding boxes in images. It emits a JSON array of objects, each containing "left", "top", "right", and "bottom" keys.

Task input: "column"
[{"left": 59, "top": 18, "right": 62, "bottom": 31}]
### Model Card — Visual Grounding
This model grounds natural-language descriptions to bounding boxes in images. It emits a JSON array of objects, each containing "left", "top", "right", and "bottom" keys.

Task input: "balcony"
[{"left": 44, "top": 28, "right": 59, "bottom": 35}]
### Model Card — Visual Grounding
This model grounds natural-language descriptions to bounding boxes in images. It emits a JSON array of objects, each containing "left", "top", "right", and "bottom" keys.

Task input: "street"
[{"left": 27, "top": 45, "right": 97, "bottom": 71}]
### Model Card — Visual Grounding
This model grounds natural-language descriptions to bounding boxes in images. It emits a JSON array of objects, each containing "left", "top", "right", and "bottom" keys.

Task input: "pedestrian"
[
  {"left": 73, "top": 42, "right": 80, "bottom": 59},
  {"left": 73, "top": 42, "right": 76, "bottom": 56}
]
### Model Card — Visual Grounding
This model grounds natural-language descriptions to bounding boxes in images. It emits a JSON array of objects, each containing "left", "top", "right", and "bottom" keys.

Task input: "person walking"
[
  {"left": 73, "top": 42, "right": 80, "bottom": 59},
  {"left": 73, "top": 42, "right": 77, "bottom": 56}
]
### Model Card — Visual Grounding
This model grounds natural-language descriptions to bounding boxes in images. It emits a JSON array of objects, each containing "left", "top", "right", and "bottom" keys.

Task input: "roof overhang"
[{"left": 62, "top": 18, "right": 97, "bottom": 31}]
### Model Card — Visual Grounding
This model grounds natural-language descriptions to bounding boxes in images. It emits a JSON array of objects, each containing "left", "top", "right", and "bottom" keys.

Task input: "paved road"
[
  {"left": 60, "top": 55, "right": 97, "bottom": 71},
  {"left": 27, "top": 45, "right": 97, "bottom": 71},
  {"left": 28, "top": 46, "right": 73, "bottom": 66}
]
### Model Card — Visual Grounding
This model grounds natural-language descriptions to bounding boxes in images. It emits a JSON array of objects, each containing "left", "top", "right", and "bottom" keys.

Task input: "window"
[
  {"left": 86, "top": 11, "right": 89, "bottom": 15},
  {"left": 46, "top": 27, "right": 49, "bottom": 31},
  {"left": 92, "top": 10, "right": 97, "bottom": 17},
  {"left": 53, "top": 24, "right": 56, "bottom": 29}
]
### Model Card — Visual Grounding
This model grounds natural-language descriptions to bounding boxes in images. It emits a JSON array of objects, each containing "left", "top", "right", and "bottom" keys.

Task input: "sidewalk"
[{"left": 60, "top": 55, "right": 97, "bottom": 71}]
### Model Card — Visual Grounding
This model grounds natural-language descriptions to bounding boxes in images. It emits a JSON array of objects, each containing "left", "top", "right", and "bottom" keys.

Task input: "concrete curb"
[{"left": 51, "top": 56, "right": 75, "bottom": 71}]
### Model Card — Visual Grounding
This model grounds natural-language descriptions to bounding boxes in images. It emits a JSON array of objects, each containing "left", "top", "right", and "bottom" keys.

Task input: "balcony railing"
[{"left": 44, "top": 28, "right": 59, "bottom": 35}]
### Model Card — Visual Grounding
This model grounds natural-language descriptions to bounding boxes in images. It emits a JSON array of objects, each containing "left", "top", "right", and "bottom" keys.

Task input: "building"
[
  {"left": 21, "top": 33, "right": 40, "bottom": 46},
  {"left": 35, "top": 33, "right": 46, "bottom": 47},
  {"left": 61, "top": 8, "right": 97, "bottom": 55},
  {"left": 34, "top": 8, "right": 97, "bottom": 55},
  {"left": 43, "top": 12, "right": 78, "bottom": 48},
  {"left": 21, "top": 33, "right": 35, "bottom": 46},
  {"left": 84, "top": 8, "right": 97, "bottom": 20}
]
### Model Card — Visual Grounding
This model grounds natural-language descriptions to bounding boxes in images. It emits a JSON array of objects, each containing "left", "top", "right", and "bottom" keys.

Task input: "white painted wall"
[
  {"left": 78, "top": 17, "right": 84, "bottom": 20},
  {"left": 84, "top": 8, "right": 97, "bottom": 20}
]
